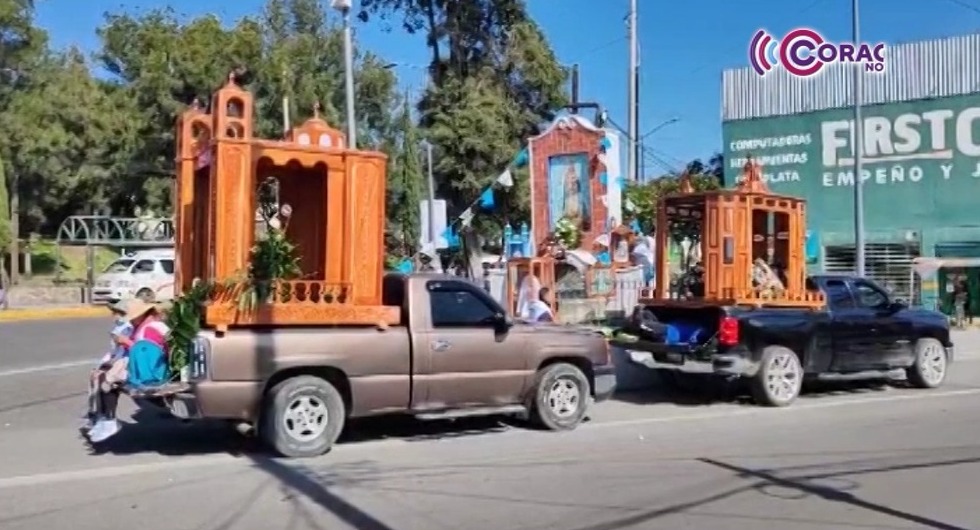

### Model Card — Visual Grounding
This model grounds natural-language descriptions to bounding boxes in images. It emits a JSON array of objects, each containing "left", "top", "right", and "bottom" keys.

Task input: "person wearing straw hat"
[
  {"left": 81, "top": 299, "right": 133, "bottom": 431},
  {"left": 88, "top": 299, "right": 170, "bottom": 443}
]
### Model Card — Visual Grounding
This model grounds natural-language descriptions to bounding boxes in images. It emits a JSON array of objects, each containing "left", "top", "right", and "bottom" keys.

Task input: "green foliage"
[
  {"left": 384, "top": 96, "right": 424, "bottom": 258},
  {"left": 554, "top": 217, "right": 580, "bottom": 249},
  {"left": 0, "top": 0, "right": 402, "bottom": 238},
  {"left": 623, "top": 173, "right": 721, "bottom": 240},
  {"left": 238, "top": 177, "right": 301, "bottom": 311},
  {"left": 361, "top": 1, "right": 567, "bottom": 230},
  {"left": 0, "top": 157, "right": 9, "bottom": 252},
  {"left": 164, "top": 280, "right": 214, "bottom": 372}
]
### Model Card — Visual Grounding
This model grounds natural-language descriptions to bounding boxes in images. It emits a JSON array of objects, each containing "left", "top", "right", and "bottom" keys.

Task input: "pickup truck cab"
[
  {"left": 165, "top": 273, "right": 616, "bottom": 457},
  {"left": 621, "top": 275, "right": 953, "bottom": 407}
]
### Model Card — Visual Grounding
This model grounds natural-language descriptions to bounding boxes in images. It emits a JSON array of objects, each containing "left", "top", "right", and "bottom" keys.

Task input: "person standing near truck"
[
  {"left": 954, "top": 280, "right": 969, "bottom": 329},
  {"left": 526, "top": 287, "right": 555, "bottom": 323}
]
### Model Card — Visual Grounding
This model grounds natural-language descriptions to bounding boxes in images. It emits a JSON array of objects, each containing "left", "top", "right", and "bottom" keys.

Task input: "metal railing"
[{"left": 55, "top": 215, "right": 175, "bottom": 246}]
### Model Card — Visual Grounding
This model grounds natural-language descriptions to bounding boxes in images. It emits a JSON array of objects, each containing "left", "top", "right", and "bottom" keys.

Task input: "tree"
[
  {"left": 0, "top": 49, "right": 135, "bottom": 234},
  {"left": 95, "top": 0, "right": 400, "bottom": 214},
  {"left": 359, "top": 0, "right": 567, "bottom": 231},
  {"left": 623, "top": 170, "right": 721, "bottom": 239},
  {"left": 0, "top": 157, "right": 9, "bottom": 249},
  {"left": 384, "top": 95, "right": 424, "bottom": 258}
]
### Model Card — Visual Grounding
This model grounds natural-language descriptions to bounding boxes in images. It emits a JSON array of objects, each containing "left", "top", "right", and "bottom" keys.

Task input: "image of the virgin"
[
  {"left": 516, "top": 274, "right": 542, "bottom": 319},
  {"left": 563, "top": 163, "right": 581, "bottom": 220}
]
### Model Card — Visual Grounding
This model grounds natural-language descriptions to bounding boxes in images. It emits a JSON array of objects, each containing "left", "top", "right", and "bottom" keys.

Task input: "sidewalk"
[{"left": 0, "top": 304, "right": 105, "bottom": 323}]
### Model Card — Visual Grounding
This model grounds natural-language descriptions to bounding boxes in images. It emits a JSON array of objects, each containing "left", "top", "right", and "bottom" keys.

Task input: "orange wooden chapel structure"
[
  {"left": 645, "top": 157, "right": 825, "bottom": 309},
  {"left": 173, "top": 73, "right": 400, "bottom": 330}
]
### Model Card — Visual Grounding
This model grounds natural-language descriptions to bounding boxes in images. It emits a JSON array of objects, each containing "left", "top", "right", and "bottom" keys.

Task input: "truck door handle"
[{"left": 431, "top": 340, "right": 451, "bottom": 352}]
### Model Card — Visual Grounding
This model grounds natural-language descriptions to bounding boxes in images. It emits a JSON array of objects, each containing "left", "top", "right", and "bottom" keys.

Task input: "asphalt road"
[{"left": 2, "top": 318, "right": 980, "bottom": 530}]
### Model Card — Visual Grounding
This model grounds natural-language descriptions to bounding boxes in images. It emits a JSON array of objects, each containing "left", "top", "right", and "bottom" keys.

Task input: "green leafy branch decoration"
[
  {"left": 554, "top": 216, "right": 581, "bottom": 249},
  {"left": 165, "top": 279, "right": 214, "bottom": 373},
  {"left": 237, "top": 176, "right": 301, "bottom": 311}
]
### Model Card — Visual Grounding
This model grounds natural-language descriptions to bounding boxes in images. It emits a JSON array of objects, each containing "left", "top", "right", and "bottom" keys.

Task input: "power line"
[
  {"left": 940, "top": 0, "right": 980, "bottom": 15},
  {"left": 571, "top": 37, "right": 626, "bottom": 62}
]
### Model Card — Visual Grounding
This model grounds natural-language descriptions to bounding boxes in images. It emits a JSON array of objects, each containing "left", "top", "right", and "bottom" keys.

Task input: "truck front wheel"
[
  {"left": 261, "top": 375, "right": 346, "bottom": 458},
  {"left": 750, "top": 345, "right": 803, "bottom": 407},
  {"left": 530, "top": 363, "right": 590, "bottom": 431},
  {"left": 906, "top": 338, "right": 948, "bottom": 389}
]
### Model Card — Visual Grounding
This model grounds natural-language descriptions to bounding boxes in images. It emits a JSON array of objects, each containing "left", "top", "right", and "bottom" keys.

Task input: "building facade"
[{"left": 721, "top": 33, "right": 980, "bottom": 311}]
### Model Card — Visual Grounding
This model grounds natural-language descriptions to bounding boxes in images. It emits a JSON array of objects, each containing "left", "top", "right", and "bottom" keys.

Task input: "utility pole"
[
  {"left": 331, "top": 0, "right": 357, "bottom": 149},
  {"left": 421, "top": 139, "right": 442, "bottom": 273},
  {"left": 852, "top": 0, "right": 866, "bottom": 276},
  {"left": 627, "top": 0, "right": 638, "bottom": 182}
]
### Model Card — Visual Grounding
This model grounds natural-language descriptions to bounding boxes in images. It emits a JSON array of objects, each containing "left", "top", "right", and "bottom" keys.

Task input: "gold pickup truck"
[{"left": 163, "top": 273, "right": 615, "bottom": 458}]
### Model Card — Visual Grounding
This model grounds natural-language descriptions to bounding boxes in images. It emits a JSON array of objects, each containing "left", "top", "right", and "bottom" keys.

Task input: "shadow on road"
[
  {"left": 614, "top": 373, "right": 897, "bottom": 407},
  {"left": 85, "top": 407, "right": 521, "bottom": 457},
  {"left": 562, "top": 452, "right": 980, "bottom": 530}
]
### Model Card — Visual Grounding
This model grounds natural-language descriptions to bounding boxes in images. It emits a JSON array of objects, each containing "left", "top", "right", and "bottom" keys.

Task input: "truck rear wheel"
[
  {"left": 529, "top": 363, "right": 590, "bottom": 431},
  {"left": 750, "top": 345, "right": 803, "bottom": 407},
  {"left": 906, "top": 338, "right": 948, "bottom": 389},
  {"left": 261, "top": 375, "right": 346, "bottom": 458}
]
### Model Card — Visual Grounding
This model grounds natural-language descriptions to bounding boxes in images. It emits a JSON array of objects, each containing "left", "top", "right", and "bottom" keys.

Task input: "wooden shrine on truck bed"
[
  {"left": 644, "top": 157, "right": 825, "bottom": 309},
  {"left": 173, "top": 72, "right": 399, "bottom": 330}
]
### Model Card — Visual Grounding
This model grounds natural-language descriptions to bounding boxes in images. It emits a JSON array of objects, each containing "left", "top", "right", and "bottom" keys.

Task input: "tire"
[
  {"left": 261, "top": 375, "right": 346, "bottom": 458},
  {"left": 906, "top": 338, "right": 948, "bottom": 389},
  {"left": 529, "top": 363, "right": 590, "bottom": 431},
  {"left": 135, "top": 288, "right": 155, "bottom": 303},
  {"left": 750, "top": 345, "right": 803, "bottom": 407}
]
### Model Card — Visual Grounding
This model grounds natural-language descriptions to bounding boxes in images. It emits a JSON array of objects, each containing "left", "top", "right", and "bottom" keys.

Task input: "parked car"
[
  {"left": 134, "top": 273, "right": 617, "bottom": 458},
  {"left": 92, "top": 249, "right": 175, "bottom": 303},
  {"left": 619, "top": 275, "right": 953, "bottom": 407}
]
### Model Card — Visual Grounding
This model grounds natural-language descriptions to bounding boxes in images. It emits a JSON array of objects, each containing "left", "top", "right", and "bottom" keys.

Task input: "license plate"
[{"left": 657, "top": 351, "right": 686, "bottom": 365}]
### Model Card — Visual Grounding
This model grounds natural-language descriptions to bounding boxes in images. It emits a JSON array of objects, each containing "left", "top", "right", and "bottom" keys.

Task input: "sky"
[{"left": 33, "top": 0, "right": 980, "bottom": 177}]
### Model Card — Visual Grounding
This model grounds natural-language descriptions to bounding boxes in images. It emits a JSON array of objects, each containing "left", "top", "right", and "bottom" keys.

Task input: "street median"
[{"left": 0, "top": 305, "right": 107, "bottom": 323}]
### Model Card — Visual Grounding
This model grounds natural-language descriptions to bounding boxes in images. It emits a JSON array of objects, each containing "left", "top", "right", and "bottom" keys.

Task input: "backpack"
[{"left": 127, "top": 340, "right": 170, "bottom": 388}]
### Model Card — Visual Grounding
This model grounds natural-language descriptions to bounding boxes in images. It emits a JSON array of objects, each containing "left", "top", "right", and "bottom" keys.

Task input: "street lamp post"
[
  {"left": 331, "top": 0, "right": 357, "bottom": 149},
  {"left": 639, "top": 117, "right": 679, "bottom": 182},
  {"left": 852, "top": 0, "right": 866, "bottom": 277}
]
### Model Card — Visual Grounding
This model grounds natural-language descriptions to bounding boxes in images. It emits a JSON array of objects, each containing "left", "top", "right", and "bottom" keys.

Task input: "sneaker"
[
  {"left": 88, "top": 419, "right": 120, "bottom": 443},
  {"left": 80, "top": 416, "right": 97, "bottom": 432}
]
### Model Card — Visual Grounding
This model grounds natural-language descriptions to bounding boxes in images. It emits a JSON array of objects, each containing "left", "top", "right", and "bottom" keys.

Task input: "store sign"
[{"left": 723, "top": 93, "right": 980, "bottom": 189}]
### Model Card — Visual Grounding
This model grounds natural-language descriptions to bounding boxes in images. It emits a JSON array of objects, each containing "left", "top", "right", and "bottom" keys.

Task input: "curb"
[{"left": 0, "top": 305, "right": 107, "bottom": 323}]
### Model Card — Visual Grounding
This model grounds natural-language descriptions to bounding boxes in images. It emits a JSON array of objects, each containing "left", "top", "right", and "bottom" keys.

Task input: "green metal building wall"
[{"left": 721, "top": 92, "right": 980, "bottom": 309}]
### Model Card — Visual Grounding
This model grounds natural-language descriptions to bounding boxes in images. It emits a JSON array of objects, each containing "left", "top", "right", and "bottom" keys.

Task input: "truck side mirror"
[
  {"left": 889, "top": 299, "right": 907, "bottom": 312},
  {"left": 493, "top": 312, "right": 513, "bottom": 332}
]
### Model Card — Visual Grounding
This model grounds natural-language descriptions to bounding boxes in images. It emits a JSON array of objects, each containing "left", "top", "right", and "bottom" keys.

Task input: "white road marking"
[
  {"left": 2, "top": 387, "right": 980, "bottom": 490},
  {"left": 0, "top": 454, "right": 244, "bottom": 490},
  {"left": 0, "top": 360, "right": 93, "bottom": 378},
  {"left": 588, "top": 387, "right": 980, "bottom": 430}
]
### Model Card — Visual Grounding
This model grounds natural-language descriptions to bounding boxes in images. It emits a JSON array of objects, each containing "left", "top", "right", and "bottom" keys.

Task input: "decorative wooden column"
[
  {"left": 174, "top": 100, "right": 210, "bottom": 293},
  {"left": 210, "top": 73, "right": 255, "bottom": 280}
]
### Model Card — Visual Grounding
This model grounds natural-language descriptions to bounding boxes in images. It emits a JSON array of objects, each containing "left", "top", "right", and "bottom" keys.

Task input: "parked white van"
[{"left": 93, "top": 249, "right": 175, "bottom": 303}]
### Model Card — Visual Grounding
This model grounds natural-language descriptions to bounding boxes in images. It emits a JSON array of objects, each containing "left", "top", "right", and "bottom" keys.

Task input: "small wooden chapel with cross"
[
  {"left": 173, "top": 72, "right": 400, "bottom": 330},
  {"left": 644, "top": 156, "right": 825, "bottom": 309}
]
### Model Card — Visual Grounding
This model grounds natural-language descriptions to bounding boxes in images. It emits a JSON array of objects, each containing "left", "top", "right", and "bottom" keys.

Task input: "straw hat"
[
  {"left": 107, "top": 299, "right": 128, "bottom": 315},
  {"left": 124, "top": 299, "right": 158, "bottom": 322}
]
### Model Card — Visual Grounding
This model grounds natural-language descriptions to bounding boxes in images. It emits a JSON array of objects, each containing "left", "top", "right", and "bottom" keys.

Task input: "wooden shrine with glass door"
[
  {"left": 173, "top": 72, "right": 400, "bottom": 330},
  {"left": 647, "top": 158, "right": 825, "bottom": 308}
]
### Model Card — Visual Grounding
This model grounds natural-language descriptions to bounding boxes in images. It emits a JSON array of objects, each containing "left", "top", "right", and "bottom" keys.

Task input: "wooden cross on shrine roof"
[{"left": 736, "top": 154, "right": 770, "bottom": 193}]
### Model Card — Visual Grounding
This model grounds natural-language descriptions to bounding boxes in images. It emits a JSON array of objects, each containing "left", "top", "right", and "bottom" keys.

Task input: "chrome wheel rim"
[
  {"left": 918, "top": 343, "right": 947, "bottom": 386},
  {"left": 766, "top": 351, "right": 801, "bottom": 402},
  {"left": 547, "top": 378, "right": 581, "bottom": 418},
  {"left": 283, "top": 395, "right": 329, "bottom": 442}
]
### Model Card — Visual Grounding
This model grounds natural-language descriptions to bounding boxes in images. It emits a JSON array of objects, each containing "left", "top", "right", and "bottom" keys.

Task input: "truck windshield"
[{"left": 104, "top": 259, "right": 135, "bottom": 273}]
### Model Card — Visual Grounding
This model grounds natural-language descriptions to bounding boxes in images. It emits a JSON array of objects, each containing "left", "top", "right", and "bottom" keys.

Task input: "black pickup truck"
[{"left": 618, "top": 275, "right": 954, "bottom": 407}]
